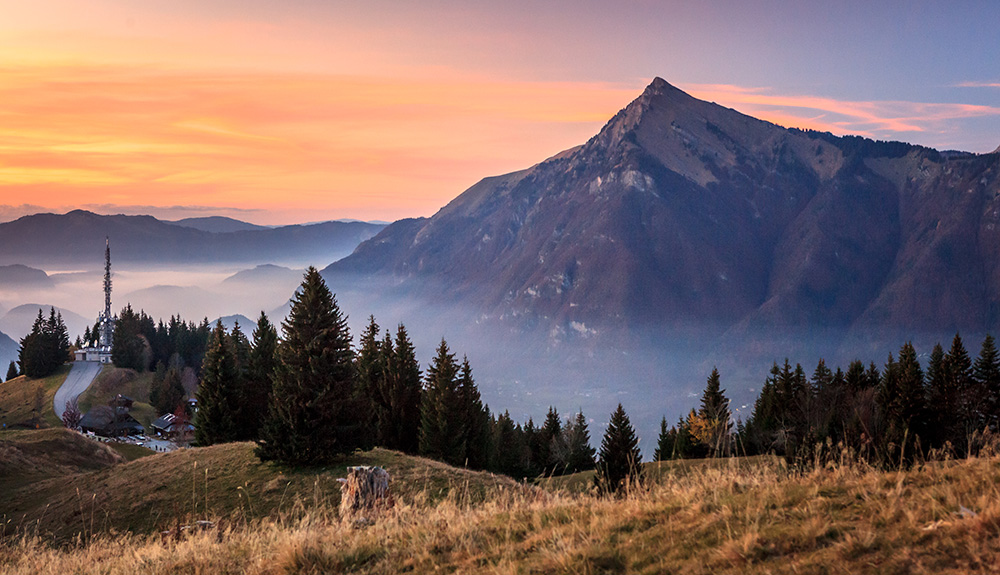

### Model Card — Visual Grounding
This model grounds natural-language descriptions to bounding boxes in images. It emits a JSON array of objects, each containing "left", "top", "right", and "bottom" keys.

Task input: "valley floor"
[{"left": 3, "top": 440, "right": 1000, "bottom": 574}]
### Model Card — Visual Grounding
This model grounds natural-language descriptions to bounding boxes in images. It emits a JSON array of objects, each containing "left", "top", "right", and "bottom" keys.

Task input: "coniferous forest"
[{"left": 89, "top": 266, "right": 1000, "bottom": 488}]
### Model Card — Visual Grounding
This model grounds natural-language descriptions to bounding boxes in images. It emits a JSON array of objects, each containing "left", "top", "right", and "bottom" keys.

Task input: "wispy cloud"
[
  {"left": 682, "top": 83, "right": 1000, "bottom": 145},
  {"left": 955, "top": 81, "right": 1000, "bottom": 89}
]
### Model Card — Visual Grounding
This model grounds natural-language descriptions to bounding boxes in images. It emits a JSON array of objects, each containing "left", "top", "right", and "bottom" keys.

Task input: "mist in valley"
[{"left": 0, "top": 257, "right": 946, "bottom": 456}]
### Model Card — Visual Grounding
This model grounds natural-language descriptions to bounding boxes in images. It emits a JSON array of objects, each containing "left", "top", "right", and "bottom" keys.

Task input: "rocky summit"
[{"left": 325, "top": 78, "right": 1000, "bottom": 355}]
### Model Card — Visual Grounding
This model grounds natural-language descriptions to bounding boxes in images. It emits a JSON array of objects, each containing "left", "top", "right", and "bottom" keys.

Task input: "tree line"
[
  {"left": 193, "top": 268, "right": 649, "bottom": 491},
  {"left": 16, "top": 308, "right": 70, "bottom": 378},
  {"left": 657, "top": 334, "right": 1000, "bottom": 467}
]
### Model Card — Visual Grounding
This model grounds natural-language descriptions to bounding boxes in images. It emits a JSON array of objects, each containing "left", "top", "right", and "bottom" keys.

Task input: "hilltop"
[
  {"left": 2, "top": 428, "right": 999, "bottom": 573},
  {"left": 0, "top": 428, "right": 517, "bottom": 543}
]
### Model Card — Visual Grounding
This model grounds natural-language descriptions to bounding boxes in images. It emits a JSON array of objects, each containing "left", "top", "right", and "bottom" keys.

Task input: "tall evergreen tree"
[
  {"left": 595, "top": 403, "right": 642, "bottom": 494},
  {"left": 419, "top": 339, "right": 466, "bottom": 465},
  {"left": 458, "top": 357, "right": 491, "bottom": 469},
  {"left": 112, "top": 304, "right": 147, "bottom": 371},
  {"left": 18, "top": 308, "right": 70, "bottom": 378},
  {"left": 538, "top": 406, "right": 562, "bottom": 473},
  {"left": 5, "top": 360, "right": 18, "bottom": 382},
  {"left": 945, "top": 334, "right": 977, "bottom": 449},
  {"left": 242, "top": 311, "right": 278, "bottom": 441},
  {"left": 377, "top": 324, "right": 422, "bottom": 453},
  {"left": 195, "top": 322, "right": 241, "bottom": 445},
  {"left": 151, "top": 365, "right": 186, "bottom": 415},
  {"left": 354, "top": 315, "right": 383, "bottom": 445},
  {"left": 895, "top": 342, "right": 927, "bottom": 455},
  {"left": 256, "top": 267, "right": 364, "bottom": 464},
  {"left": 974, "top": 334, "right": 1000, "bottom": 430},
  {"left": 653, "top": 416, "right": 673, "bottom": 461},
  {"left": 566, "top": 410, "right": 597, "bottom": 472},
  {"left": 926, "top": 341, "right": 958, "bottom": 448},
  {"left": 697, "top": 367, "right": 732, "bottom": 457}
]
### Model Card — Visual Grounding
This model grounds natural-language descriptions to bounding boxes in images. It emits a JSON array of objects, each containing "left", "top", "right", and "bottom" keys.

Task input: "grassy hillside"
[
  {"left": 0, "top": 429, "right": 517, "bottom": 544},
  {"left": 3, "top": 430, "right": 1000, "bottom": 573},
  {"left": 0, "top": 366, "right": 70, "bottom": 429},
  {"left": 77, "top": 366, "right": 158, "bottom": 429}
]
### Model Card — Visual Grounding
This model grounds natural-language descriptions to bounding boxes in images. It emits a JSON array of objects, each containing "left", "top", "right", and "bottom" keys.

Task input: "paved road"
[{"left": 54, "top": 361, "right": 103, "bottom": 419}]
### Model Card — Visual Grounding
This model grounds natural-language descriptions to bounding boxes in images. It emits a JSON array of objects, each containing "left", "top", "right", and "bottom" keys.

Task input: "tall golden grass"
[{"left": 4, "top": 441, "right": 1000, "bottom": 574}]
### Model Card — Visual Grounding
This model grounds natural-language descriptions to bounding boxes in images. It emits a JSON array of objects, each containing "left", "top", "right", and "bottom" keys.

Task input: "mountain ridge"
[
  {"left": 324, "top": 77, "right": 1000, "bottom": 356},
  {"left": 0, "top": 211, "right": 386, "bottom": 268}
]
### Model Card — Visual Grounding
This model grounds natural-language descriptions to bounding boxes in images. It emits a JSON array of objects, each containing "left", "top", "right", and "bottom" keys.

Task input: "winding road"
[{"left": 54, "top": 361, "right": 102, "bottom": 419}]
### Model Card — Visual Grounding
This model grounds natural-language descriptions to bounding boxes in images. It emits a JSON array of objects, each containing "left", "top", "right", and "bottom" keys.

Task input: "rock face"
[{"left": 325, "top": 78, "right": 1000, "bottom": 355}]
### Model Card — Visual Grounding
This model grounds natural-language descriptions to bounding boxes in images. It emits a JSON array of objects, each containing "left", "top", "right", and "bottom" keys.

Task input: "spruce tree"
[
  {"left": 256, "top": 267, "right": 363, "bottom": 464},
  {"left": 539, "top": 406, "right": 562, "bottom": 474},
  {"left": 896, "top": 342, "right": 926, "bottom": 455},
  {"left": 5, "top": 360, "right": 18, "bottom": 382},
  {"left": 945, "top": 334, "right": 977, "bottom": 448},
  {"left": 151, "top": 366, "right": 186, "bottom": 415},
  {"left": 926, "top": 341, "right": 957, "bottom": 448},
  {"left": 243, "top": 311, "right": 278, "bottom": 441},
  {"left": 653, "top": 416, "right": 673, "bottom": 461},
  {"left": 595, "top": 403, "right": 642, "bottom": 495},
  {"left": 419, "top": 339, "right": 466, "bottom": 465},
  {"left": 354, "top": 315, "right": 383, "bottom": 445},
  {"left": 974, "top": 334, "right": 1000, "bottom": 430},
  {"left": 566, "top": 410, "right": 597, "bottom": 472},
  {"left": 195, "top": 322, "right": 241, "bottom": 445},
  {"left": 112, "top": 304, "right": 147, "bottom": 371},
  {"left": 459, "top": 357, "right": 491, "bottom": 469},
  {"left": 378, "top": 323, "right": 422, "bottom": 453},
  {"left": 697, "top": 367, "right": 732, "bottom": 457}
]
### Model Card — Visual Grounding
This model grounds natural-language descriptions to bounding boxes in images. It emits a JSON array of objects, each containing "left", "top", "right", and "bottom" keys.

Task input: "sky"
[{"left": 1, "top": 0, "right": 998, "bottom": 225}]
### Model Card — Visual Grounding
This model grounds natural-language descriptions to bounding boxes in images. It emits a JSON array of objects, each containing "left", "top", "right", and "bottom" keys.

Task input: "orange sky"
[{"left": 1, "top": 1, "right": 998, "bottom": 225}]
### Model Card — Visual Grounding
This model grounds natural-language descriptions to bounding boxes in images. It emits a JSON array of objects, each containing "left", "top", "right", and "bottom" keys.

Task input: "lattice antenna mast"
[
  {"left": 104, "top": 237, "right": 112, "bottom": 319},
  {"left": 98, "top": 237, "right": 114, "bottom": 348}
]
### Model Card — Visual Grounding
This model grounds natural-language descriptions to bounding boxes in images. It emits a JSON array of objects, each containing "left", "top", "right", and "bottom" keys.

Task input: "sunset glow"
[{"left": 1, "top": 1, "right": 998, "bottom": 224}]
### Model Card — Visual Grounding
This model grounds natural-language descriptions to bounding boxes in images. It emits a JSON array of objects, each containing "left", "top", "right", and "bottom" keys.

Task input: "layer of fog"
[{"left": 0, "top": 261, "right": 950, "bottom": 457}]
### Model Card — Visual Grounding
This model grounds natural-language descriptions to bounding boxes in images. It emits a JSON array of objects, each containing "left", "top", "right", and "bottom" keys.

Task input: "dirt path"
[{"left": 53, "top": 361, "right": 102, "bottom": 418}]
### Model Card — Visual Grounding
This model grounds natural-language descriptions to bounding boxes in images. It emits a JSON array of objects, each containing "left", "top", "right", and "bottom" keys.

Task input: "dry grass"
[
  {"left": 0, "top": 366, "right": 71, "bottom": 429},
  {"left": 4, "top": 443, "right": 1000, "bottom": 574}
]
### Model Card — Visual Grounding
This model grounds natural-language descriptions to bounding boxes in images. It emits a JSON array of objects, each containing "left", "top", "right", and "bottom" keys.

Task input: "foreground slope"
[
  {"left": 0, "top": 429, "right": 516, "bottom": 543},
  {"left": 4, "top": 449, "right": 1000, "bottom": 574},
  {"left": 325, "top": 78, "right": 1000, "bottom": 355}
]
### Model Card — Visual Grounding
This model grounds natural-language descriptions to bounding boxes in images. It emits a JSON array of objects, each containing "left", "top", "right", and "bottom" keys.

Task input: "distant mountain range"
[
  {"left": 0, "top": 304, "right": 91, "bottom": 342},
  {"left": 0, "top": 329, "right": 17, "bottom": 374},
  {"left": 325, "top": 78, "right": 1000, "bottom": 361},
  {"left": 0, "top": 211, "right": 386, "bottom": 268},
  {"left": 0, "top": 265, "right": 53, "bottom": 289}
]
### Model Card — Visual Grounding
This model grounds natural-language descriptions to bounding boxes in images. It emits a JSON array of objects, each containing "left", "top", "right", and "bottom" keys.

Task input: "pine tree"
[
  {"left": 377, "top": 324, "right": 422, "bottom": 453},
  {"left": 492, "top": 411, "right": 528, "bottom": 477},
  {"left": 459, "top": 357, "right": 491, "bottom": 469},
  {"left": 354, "top": 315, "right": 383, "bottom": 446},
  {"left": 243, "top": 312, "right": 278, "bottom": 441},
  {"left": 945, "top": 334, "right": 977, "bottom": 449},
  {"left": 566, "top": 410, "right": 597, "bottom": 472},
  {"left": 974, "top": 334, "right": 1000, "bottom": 430},
  {"left": 151, "top": 366, "right": 186, "bottom": 416},
  {"left": 595, "top": 404, "right": 642, "bottom": 495},
  {"left": 5, "top": 360, "right": 18, "bottom": 382},
  {"left": 112, "top": 304, "right": 147, "bottom": 371},
  {"left": 18, "top": 308, "right": 70, "bottom": 378},
  {"left": 896, "top": 342, "right": 926, "bottom": 457},
  {"left": 419, "top": 339, "right": 466, "bottom": 465},
  {"left": 653, "top": 416, "right": 674, "bottom": 461},
  {"left": 926, "top": 341, "right": 957, "bottom": 448},
  {"left": 195, "top": 322, "right": 241, "bottom": 446},
  {"left": 697, "top": 367, "right": 732, "bottom": 457},
  {"left": 256, "top": 267, "right": 363, "bottom": 464},
  {"left": 538, "top": 406, "right": 562, "bottom": 474}
]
